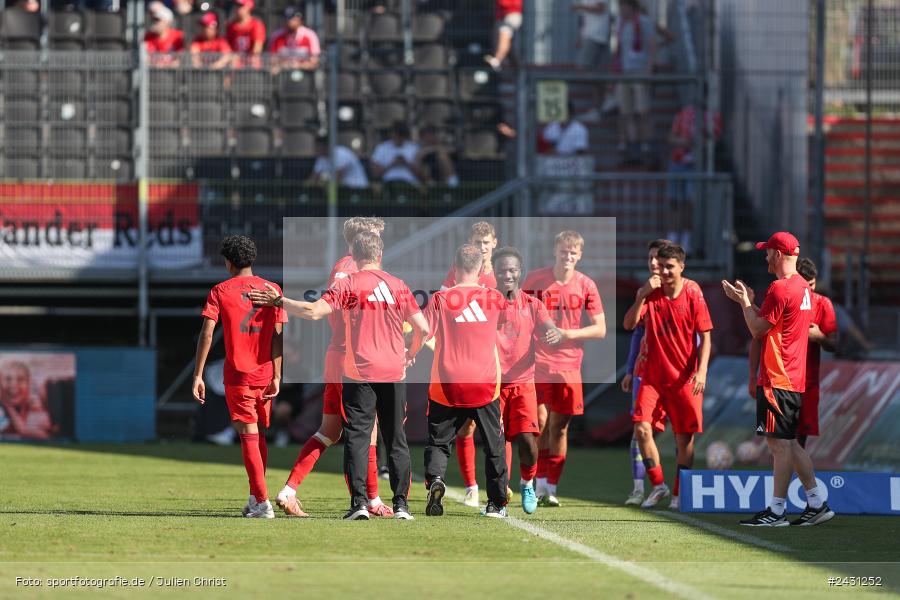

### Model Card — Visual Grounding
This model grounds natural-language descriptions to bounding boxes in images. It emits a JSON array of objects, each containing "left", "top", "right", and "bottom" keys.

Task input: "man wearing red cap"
[
  {"left": 191, "top": 12, "right": 233, "bottom": 69},
  {"left": 227, "top": 0, "right": 266, "bottom": 60},
  {"left": 722, "top": 232, "right": 834, "bottom": 527}
]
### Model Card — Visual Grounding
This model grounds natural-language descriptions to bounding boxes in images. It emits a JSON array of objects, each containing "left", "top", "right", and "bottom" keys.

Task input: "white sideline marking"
[
  {"left": 440, "top": 486, "right": 718, "bottom": 600},
  {"left": 662, "top": 511, "right": 791, "bottom": 553}
]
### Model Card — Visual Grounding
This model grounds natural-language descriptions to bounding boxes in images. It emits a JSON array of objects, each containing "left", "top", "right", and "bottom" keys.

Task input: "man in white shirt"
[
  {"left": 370, "top": 122, "right": 426, "bottom": 187},
  {"left": 572, "top": 1, "right": 611, "bottom": 121},
  {"left": 542, "top": 105, "right": 589, "bottom": 156},
  {"left": 309, "top": 136, "right": 369, "bottom": 189}
]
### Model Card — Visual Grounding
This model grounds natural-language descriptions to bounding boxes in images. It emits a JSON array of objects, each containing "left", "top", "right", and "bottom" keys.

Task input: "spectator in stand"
[
  {"left": 415, "top": 126, "right": 459, "bottom": 188},
  {"left": 145, "top": 2, "right": 185, "bottom": 66},
  {"left": 371, "top": 122, "right": 426, "bottom": 189},
  {"left": 191, "top": 12, "right": 233, "bottom": 69},
  {"left": 171, "top": 0, "right": 196, "bottom": 16},
  {"left": 665, "top": 99, "right": 722, "bottom": 253},
  {"left": 572, "top": 1, "right": 613, "bottom": 121},
  {"left": 269, "top": 6, "right": 321, "bottom": 71},
  {"left": 614, "top": 0, "right": 656, "bottom": 162},
  {"left": 542, "top": 103, "right": 589, "bottom": 156},
  {"left": 485, "top": 0, "right": 522, "bottom": 71},
  {"left": 308, "top": 136, "right": 370, "bottom": 189},
  {"left": 14, "top": 0, "right": 40, "bottom": 12},
  {"left": 227, "top": 0, "right": 266, "bottom": 62}
]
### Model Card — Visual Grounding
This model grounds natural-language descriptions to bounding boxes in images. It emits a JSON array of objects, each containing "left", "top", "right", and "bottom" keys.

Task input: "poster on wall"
[{"left": 0, "top": 352, "right": 76, "bottom": 441}]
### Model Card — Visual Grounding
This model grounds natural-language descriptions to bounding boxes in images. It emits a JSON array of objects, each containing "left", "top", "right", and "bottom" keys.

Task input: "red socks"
[
  {"left": 520, "top": 461, "right": 538, "bottom": 482},
  {"left": 367, "top": 444, "right": 379, "bottom": 500},
  {"left": 239, "top": 433, "right": 268, "bottom": 501},
  {"left": 286, "top": 436, "right": 328, "bottom": 489},
  {"left": 258, "top": 434, "right": 268, "bottom": 474},
  {"left": 536, "top": 448, "right": 550, "bottom": 479},
  {"left": 547, "top": 454, "right": 566, "bottom": 485},
  {"left": 456, "top": 434, "right": 477, "bottom": 488},
  {"left": 647, "top": 465, "right": 665, "bottom": 487}
]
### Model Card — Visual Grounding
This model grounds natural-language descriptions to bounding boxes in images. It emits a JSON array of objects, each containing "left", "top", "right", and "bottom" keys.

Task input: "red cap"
[
  {"left": 200, "top": 12, "right": 218, "bottom": 26},
  {"left": 755, "top": 231, "right": 800, "bottom": 256},
  {"left": 234, "top": 0, "right": 254, "bottom": 7}
]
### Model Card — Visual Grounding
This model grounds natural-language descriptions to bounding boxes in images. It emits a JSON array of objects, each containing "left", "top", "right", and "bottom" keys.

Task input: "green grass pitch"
[{"left": 1, "top": 443, "right": 898, "bottom": 599}]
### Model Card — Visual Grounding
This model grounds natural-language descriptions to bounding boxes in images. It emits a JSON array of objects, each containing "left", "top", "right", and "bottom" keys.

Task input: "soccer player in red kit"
[
  {"left": 441, "top": 221, "right": 499, "bottom": 507},
  {"left": 624, "top": 243, "right": 712, "bottom": 510},
  {"left": 251, "top": 231, "right": 429, "bottom": 520},
  {"left": 423, "top": 244, "right": 510, "bottom": 518},
  {"left": 192, "top": 235, "right": 286, "bottom": 519},
  {"left": 724, "top": 231, "right": 834, "bottom": 526},
  {"left": 493, "top": 247, "right": 561, "bottom": 514},
  {"left": 265, "top": 217, "right": 391, "bottom": 518},
  {"left": 522, "top": 230, "right": 606, "bottom": 507}
]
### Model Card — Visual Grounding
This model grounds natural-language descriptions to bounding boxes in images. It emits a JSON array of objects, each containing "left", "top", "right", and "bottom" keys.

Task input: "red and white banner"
[{"left": 0, "top": 183, "right": 202, "bottom": 270}]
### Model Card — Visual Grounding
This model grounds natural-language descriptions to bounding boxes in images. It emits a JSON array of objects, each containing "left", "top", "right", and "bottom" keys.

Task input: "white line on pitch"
[
  {"left": 661, "top": 511, "right": 792, "bottom": 553},
  {"left": 439, "top": 485, "right": 718, "bottom": 600}
]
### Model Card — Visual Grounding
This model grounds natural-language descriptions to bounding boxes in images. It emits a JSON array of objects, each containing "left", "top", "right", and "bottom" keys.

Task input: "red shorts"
[
  {"left": 634, "top": 380, "right": 702, "bottom": 434},
  {"left": 323, "top": 349, "right": 343, "bottom": 416},
  {"left": 499, "top": 382, "right": 540, "bottom": 440},
  {"left": 534, "top": 367, "right": 584, "bottom": 415},
  {"left": 225, "top": 385, "right": 271, "bottom": 427},
  {"left": 798, "top": 386, "right": 820, "bottom": 437}
]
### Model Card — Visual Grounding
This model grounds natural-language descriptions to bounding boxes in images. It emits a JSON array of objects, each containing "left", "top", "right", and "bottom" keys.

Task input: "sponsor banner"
[
  {"left": 680, "top": 470, "right": 900, "bottom": 515},
  {"left": 0, "top": 183, "right": 202, "bottom": 269},
  {"left": 0, "top": 351, "right": 75, "bottom": 441}
]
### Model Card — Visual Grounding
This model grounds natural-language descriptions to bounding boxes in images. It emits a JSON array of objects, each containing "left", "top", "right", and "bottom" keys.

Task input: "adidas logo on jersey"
[
  {"left": 757, "top": 425, "right": 764, "bottom": 433},
  {"left": 367, "top": 281, "right": 396, "bottom": 304},
  {"left": 454, "top": 300, "right": 488, "bottom": 323}
]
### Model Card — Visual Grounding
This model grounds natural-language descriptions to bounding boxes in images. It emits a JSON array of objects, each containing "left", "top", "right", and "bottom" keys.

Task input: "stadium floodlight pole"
[
  {"left": 861, "top": 0, "right": 873, "bottom": 329},
  {"left": 326, "top": 0, "right": 343, "bottom": 273},
  {"left": 812, "top": 0, "right": 826, "bottom": 281},
  {"left": 136, "top": 43, "right": 151, "bottom": 347}
]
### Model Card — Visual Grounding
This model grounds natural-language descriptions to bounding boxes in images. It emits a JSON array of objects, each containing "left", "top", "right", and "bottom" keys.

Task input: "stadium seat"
[
  {"left": 335, "top": 101, "right": 363, "bottom": 128},
  {"left": 368, "top": 42, "right": 403, "bottom": 69},
  {"left": 94, "top": 96, "right": 133, "bottom": 125},
  {"left": 282, "top": 128, "right": 316, "bottom": 158},
  {"left": 150, "top": 69, "right": 180, "bottom": 99},
  {"left": 235, "top": 100, "right": 272, "bottom": 126},
  {"left": 188, "top": 128, "right": 228, "bottom": 156},
  {"left": 332, "top": 41, "right": 362, "bottom": 68},
  {"left": 185, "top": 70, "right": 223, "bottom": 99},
  {"left": 458, "top": 68, "right": 498, "bottom": 101},
  {"left": 323, "top": 13, "right": 361, "bottom": 42},
  {"left": 48, "top": 158, "right": 87, "bottom": 179},
  {"left": 3, "top": 126, "right": 42, "bottom": 155},
  {"left": 48, "top": 99, "right": 87, "bottom": 123},
  {"left": 0, "top": 8, "right": 42, "bottom": 49},
  {"left": 49, "top": 9, "right": 86, "bottom": 49},
  {"left": 336, "top": 72, "right": 360, "bottom": 99},
  {"left": 418, "top": 100, "right": 454, "bottom": 127},
  {"left": 2, "top": 158, "right": 39, "bottom": 179},
  {"left": 462, "top": 101, "right": 502, "bottom": 128},
  {"left": 95, "top": 157, "right": 134, "bottom": 181},
  {"left": 279, "top": 99, "right": 317, "bottom": 127},
  {"left": 92, "top": 70, "right": 132, "bottom": 95},
  {"left": 369, "top": 70, "right": 405, "bottom": 97},
  {"left": 95, "top": 126, "right": 132, "bottom": 156},
  {"left": 86, "top": 10, "right": 126, "bottom": 49},
  {"left": 235, "top": 127, "right": 272, "bottom": 157},
  {"left": 338, "top": 129, "right": 367, "bottom": 155},
  {"left": 3, "top": 98, "right": 40, "bottom": 122},
  {"left": 462, "top": 129, "right": 501, "bottom": 160},
  {"left": 1, "top": 70, "right": 39, "bottom": 97},
  {"left": 277, "top": 69, "right": 316, "bottom": 99},
  {"left": 48, "top": 71, "right": 86, "bottom": 98},
  {"left": 150, "top": 101, "right": 179, "bottom": 125},
  {"left": 230, "top": 69, "right": 273, "bottom": 99},
  {"left": 412, "top": 73, "right": 451, "bottom": 100},
  {"left": 187, "top": 100, "right": 225, "bottom": 125},
  {"left": 413, "top": 44, "right": 450, "bottom": 70},
  {"left": 412, "top": 13, "right": 445, "bottom": 43},
  {"left": 48, "top": 125, "right": 87, "bottom": 156},
  {"left": 372, "top": 101, "right": 406, "bottom": 130},
  {"left": 150, "top": 128, "right": 183, "bottom": 156},
  {"left": 368, "top": 12, "right": 402, "bottom": 43}
]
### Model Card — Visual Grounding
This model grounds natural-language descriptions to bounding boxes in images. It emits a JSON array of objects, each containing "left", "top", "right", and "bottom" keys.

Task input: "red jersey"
[
  {"left": 201, "top": 275, "right": 288, "bottom": 386},
  {"left": 496, "top": 0, "right": 522, "bottom": 19},
  {"left": 322, "top": 269, "right": 420, "bottom": 383},
  {"left": 639, "top": 279, "right": 713, "bottom": 388},
  {"left": 441, "top": 264, "right": 497, "bottom": 290},
  {"left": 634, "top": 279, "right": 702, "bottom": 379},
  {"left": 145, "top": 28, "right": 185, "bottom": 53},
  {"left": 497, "top": 291, "right": 552, "bottom": 384},
  {"left": 191, "top": 37, "right": 232, "bottom": 53},
  {"left": 806, "top": 292, "right": 837, "bottom": 391},
  {"left": 522, "top": 267, "right": 604, "bottom": 372},
  {"left": 326, "top": 255, "right": 358, "bottom": 355},
  {"left": 227, "top": 17, "right": 266, "bottom": 54},
  {"left": 426, "top": 285, "right": 507, "bottom": 408},
  {"left": 269, "top": 26, "right": 321, "bottom": 59},
  {"left": 757, "top": 274, "right": 813, "bottom": 392}
]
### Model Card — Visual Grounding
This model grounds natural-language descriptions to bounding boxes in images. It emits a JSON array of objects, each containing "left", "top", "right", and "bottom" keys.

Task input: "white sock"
[
  {"left": 770, "top": 496, "right": 786, "bottom": 516},
  {"left": 633, "top": 479, "right": 645, "bottom": 493},
  {"left": 547, "top": 483, "right": 557, "bottom": 495},
  {"left": 536, "top": 477, "right": 548, "bottom": 492},
  {"left": 465, "top": 485, "right": 478, "bottom": 494},
  {"left": 520, "top": 478, "right": 534, "bottom": 488},
  {"left": 805, "top": 486, "right": 824, "bottom": 509},
  {"left": 278, "top": 486, "right": 295, "bottom": 498},
  {"left": 367, "top": 496, "right": 383, "bottom": 508}
]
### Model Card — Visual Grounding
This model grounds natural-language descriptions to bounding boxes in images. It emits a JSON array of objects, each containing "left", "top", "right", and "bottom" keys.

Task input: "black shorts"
[{"left": 756, "top": 386, "right": 801, "bottom": 440}]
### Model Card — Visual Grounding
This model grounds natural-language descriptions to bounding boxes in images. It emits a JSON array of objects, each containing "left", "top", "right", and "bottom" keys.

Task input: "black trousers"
[
  {"left": 424, "top": 398, "right": 509, "bottom": 505},
  {"left": 341, "top": 380, "right": 411, "bottom": 508}
]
